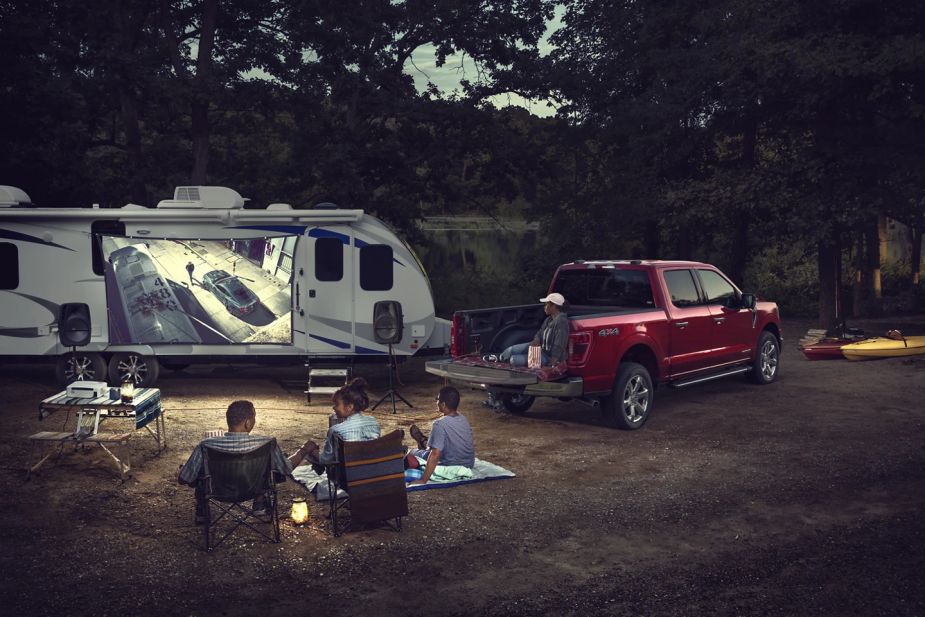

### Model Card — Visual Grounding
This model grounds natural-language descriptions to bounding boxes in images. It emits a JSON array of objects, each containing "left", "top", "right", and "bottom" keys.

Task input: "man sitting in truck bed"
[{"left": 490, "top": 292, "right": 570, "bottom": 367}]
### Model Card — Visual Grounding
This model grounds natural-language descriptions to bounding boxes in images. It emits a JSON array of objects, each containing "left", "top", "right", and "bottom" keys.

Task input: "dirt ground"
[{"left": 2, "top": 315, "right": 925, "bottom": 617}]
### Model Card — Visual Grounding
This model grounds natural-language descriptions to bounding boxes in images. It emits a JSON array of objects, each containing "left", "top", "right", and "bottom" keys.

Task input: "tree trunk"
[
  {"left": 729, "top": 114, "right": 757, "bottom": 285},
  {"left": 190, "top": 100, "right": 210, "bottom": 185},
  {"left": 911, "top": 213, "right": 923, "bottom": 286},
  {"left": 189, "top": 0, "right": 217, "bottom": 184},
  {"left": 729, "top": 215, "right": 748, "bottom": 286},
  {"left": 817, "top": 236, "right": 841, "bottom": 333},
  {"left": 851, "top": 234, "right": 865, "bottom": 318},
  {"left": 862, "top": 216, "right": 883, "bottom": 316}
]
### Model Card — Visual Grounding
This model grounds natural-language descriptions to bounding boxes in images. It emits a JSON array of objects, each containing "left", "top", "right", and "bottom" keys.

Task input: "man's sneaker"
[{"left": 482, "top": 354, "right": 499, "bottom": 362}]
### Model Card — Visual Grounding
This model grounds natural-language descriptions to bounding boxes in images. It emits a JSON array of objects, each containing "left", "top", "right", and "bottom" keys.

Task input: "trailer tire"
[
  {"left": 500, "top": 393, "right": 535, "bottom": 415},
  {"left": 108, "top": 353, "right": 160, "bottom": 387},
  {"left": 56, "top": 352, "right": 107, "bottom": 386},
  {"left": 601, "top": 361, "right": 653, "bottom": 430}
]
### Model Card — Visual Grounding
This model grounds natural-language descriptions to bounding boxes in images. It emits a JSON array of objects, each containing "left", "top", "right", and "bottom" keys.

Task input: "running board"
[{"left": 669, "top": 366, "right": 750, "bottom": 388}]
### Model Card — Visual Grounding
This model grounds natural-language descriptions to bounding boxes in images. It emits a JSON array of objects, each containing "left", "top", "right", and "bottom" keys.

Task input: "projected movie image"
[{"left": 102, "top": 237, "right": 293, "bottom": 345}]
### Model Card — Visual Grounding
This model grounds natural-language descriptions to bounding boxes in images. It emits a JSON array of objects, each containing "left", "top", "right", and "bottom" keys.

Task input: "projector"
[{"left": 66, "top": 380, "right": 110, "bottom": 399}]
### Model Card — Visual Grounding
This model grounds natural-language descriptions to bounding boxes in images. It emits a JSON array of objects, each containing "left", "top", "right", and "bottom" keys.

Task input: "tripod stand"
[{"left": 371, "top": 344, "right": 413, "bottom": 414}]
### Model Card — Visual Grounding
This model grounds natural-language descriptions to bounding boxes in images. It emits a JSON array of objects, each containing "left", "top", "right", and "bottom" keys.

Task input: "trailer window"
[
  {"left": 663, "top": 269, "right": 701, "bottom": 307},
  {"left": 359, "top": 245, "right": 393, "bottom": 291},
  {"left": 91, "top": 221, "right": 126, "bottom": 275},
  {"left": 315, "top": 237, "right": 343, "bottom": 281},
  {"left": 0, "top": 243, "right": 18, "bottom": 289}
]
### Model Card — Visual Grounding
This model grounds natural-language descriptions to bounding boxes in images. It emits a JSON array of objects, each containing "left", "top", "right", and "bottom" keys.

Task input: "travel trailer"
[{"left": 0, "top": 185, "right": 449, "bottom": 386}]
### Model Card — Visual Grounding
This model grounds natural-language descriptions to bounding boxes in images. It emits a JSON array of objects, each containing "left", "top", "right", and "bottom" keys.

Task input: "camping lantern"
[
  {"left": 120, "top": 381, "right": 135, "bottom": 404},
  {"left": 290, "top": 498, "right": 309, "bottom": 525}
]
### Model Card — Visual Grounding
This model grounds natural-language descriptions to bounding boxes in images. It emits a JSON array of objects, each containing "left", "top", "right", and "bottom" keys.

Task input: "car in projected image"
[{"left": 201, "top": 270, "right": 259, "bottom": 316}]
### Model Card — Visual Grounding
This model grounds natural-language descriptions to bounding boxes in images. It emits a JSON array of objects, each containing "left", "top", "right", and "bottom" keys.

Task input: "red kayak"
[{"left": 800, "top": 339, "right": 850, "bottom": 360}]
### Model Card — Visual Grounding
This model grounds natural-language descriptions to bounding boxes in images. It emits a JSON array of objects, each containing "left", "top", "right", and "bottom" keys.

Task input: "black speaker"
[
  {"left": 373, "top": 301, "right": 403, "bottom": 344},
  {"left": 59, "top": 303, "right": 91, "bottom": 347}
]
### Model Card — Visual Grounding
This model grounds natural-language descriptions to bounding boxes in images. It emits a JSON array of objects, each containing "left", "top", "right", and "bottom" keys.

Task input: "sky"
[{"left": 402, "top": 7, "right": 564, "bottom": 118}]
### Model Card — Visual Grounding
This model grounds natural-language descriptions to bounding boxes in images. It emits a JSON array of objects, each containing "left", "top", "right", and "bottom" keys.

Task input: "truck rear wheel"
[
  {"left": 56, "top": 352, "right": 106, "bottom": 386},
  {"left": 500, "top": 393, "right": 535, "bottom": 414},
  {"left": 108, "top": 353, "right": 160, "bottom": 387},
  {"left": 602, "top": 361, "right": 653, "bottom": 430}
]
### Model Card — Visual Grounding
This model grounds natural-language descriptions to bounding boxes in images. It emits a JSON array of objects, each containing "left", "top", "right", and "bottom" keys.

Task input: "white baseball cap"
[{"left": 539, "top": 292, "right": 566, "bottom": 306}]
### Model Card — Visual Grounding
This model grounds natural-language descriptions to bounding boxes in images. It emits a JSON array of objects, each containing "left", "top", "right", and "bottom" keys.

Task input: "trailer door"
[{"left": 303, "top": 227, "right": 355, "bottom": 354}]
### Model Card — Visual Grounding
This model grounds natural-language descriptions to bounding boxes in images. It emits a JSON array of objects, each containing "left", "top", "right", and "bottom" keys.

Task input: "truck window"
[
  {"left": 0, "top": 242, "right": 18, "bottom": 289},
  {"left": 697, "top": 269, "right": 737, "bottom": 304},
  {"left": 360, "top": 244, "right": 393, "bottom": 291},
  {"left": 315, "top": 237, "right": 343, "bottom": 281},
  {"left": 554, "top": 268, "right": 653, "bottom": 307},
  {"left": 663, "top": 269, "right": 700, "bottom": 307}
]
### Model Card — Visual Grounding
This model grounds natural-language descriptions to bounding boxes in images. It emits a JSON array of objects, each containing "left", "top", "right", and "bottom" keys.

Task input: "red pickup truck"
[{"left": 425, "top": 260, "right": 782, "bottom": 429}]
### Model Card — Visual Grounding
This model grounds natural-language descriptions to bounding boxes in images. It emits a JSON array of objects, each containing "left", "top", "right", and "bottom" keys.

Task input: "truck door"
[
  {"left": 303, "top": 227, "right": 355, "bottom": 354},
  {"left": 696, "top": 268, "right": 754, "bottom": 366},
  {"left": 662, "top": 268, "right": 717, "bottom": 377}
]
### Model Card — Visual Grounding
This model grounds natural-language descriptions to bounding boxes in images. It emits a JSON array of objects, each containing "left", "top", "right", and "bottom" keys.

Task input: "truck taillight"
[
  {"left": 568, "top": 331, "right": 592, "bottom": 366},
  {"left": 451, "top": 313, "right": 466, "bottom": 357}
]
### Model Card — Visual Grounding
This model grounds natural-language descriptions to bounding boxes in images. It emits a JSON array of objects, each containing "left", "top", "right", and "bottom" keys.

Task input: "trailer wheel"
[
  {"left": 108, "top": 353, "right": 160, "bottom": 387},
  {"left": 601, "top": 361, "right": 653, "bottom": 430},
  {"left": 56, "top": 352, "right": 107, "bottom": 386},
  {"left": 500, "top": 393, "right": 535, "bottom": 415}
]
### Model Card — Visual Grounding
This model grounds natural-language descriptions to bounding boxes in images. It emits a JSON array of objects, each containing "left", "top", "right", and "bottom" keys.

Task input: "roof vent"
[
  {"left": 313, "top": 202, "right": 339, "bottom": 210},
  {"left": 0, "top": 185, "right": 33, "bottom": 207},
  {"left": 156, "top": 186, "right": 246, "bottom": 209}
]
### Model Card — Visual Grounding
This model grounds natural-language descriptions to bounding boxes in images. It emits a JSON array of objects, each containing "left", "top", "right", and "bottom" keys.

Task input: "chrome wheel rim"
[
  {"left": 760, "top": 339, "right": 778, "bottom": 380},
  {"left": 117, "top": 355, "right": 148, "bottom": 385},
  {"left": 622, "top": 375, "right": 650, "bottom": 423},
  {"left": 65, "top": 355, "right": 96, "bottom": 381}
]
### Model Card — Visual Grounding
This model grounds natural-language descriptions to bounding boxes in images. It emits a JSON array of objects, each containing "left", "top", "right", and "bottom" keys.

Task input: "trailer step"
[{"left": 306, "top": 365, "right": 352, "bottom": 403}]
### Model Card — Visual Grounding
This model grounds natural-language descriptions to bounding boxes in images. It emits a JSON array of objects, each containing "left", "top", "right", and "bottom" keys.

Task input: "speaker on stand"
[{"left": 370, "top": 301, "right": 413, "bottom": 414}]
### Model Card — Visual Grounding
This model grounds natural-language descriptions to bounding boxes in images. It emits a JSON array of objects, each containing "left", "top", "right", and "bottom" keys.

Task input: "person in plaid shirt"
[
  {"left": 179, "top": 400, "right": 314, "bottom": 521},
  {"left": 301, "top": 377, "right": 381, "bottom": 469}
]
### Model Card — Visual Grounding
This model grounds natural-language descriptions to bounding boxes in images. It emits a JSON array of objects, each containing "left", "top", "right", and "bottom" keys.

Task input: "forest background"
[{"left": 2, "top": 0, "right": 924, "bottom": 329}]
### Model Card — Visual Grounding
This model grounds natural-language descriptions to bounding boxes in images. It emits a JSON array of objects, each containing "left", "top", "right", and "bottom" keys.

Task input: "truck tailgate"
[{"left": 425, "top": 359, "right": 541, "bottom": 385}]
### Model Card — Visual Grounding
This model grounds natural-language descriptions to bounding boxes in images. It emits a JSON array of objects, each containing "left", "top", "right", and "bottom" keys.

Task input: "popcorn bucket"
[{"left": 528, "top": 345, "right": 543, "bottom": 369}]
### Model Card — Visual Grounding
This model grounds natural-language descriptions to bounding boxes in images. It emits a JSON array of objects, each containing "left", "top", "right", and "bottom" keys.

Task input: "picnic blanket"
[{"left": 291, "top": 458, "right": 516, "bottom": 500}]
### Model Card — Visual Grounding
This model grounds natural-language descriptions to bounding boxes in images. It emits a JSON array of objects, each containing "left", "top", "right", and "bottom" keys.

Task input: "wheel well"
[
  {"left": 763, "top": 323, "right": 781, "bottom": 345},
  {"left": 620, "top": 344, "right": 659, "bottom": 382}
]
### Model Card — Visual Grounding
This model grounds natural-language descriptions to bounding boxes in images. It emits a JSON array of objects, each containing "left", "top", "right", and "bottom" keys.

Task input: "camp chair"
[
  {"left": 325, "top": 430, "right": 408, "bottom": 537},
  {"left": 198, "top": 440, "right": 283, "bottom": 551}
]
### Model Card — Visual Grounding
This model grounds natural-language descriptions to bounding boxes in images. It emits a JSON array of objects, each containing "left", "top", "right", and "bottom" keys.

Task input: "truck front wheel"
[
  {"left": 602, "top": 362, "right": 653, "bottom": 430},
  {"left": 500, "top": 393, "right": 535, "bottom": 414},
  {"left": 750, "top": 331, "right": 780, "bottom": 384}
]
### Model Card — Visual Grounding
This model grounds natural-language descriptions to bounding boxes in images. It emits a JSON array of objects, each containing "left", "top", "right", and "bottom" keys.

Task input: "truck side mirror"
[{"left": 740, "top": 293, "right": 757, "bottom": 310}]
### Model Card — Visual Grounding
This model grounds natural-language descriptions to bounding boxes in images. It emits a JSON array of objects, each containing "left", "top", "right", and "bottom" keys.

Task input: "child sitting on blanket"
[{"left": 407, "top": 386, "right": 475, "bottom": 485}]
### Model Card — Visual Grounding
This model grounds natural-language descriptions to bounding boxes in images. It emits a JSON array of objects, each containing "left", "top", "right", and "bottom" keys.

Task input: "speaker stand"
[{"left": 371, "top": 344, "right": 413, "bottom": 414}]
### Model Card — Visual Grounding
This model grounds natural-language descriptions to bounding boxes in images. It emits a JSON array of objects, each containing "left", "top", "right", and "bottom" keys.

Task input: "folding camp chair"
[
  {"left": 325, "top": 430, "right": 408, "bottom": 537},
  {"left": 198, "top": 440, "right": 283, "bottom": 551}
]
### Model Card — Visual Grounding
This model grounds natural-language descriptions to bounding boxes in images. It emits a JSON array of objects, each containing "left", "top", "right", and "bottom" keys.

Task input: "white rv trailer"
[{"left": 0, "top": 185, "right": 449, "bottom": 386}]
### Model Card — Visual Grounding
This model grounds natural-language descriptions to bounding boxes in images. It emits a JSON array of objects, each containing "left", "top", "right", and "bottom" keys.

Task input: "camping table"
[{"left": 29, "top": 387, "right": 165, "bottom": 479}]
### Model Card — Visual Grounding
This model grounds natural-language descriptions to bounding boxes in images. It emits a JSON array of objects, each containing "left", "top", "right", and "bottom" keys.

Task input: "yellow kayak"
[{"left": 841, "top": 336, "right": 925, "bottom": 360}]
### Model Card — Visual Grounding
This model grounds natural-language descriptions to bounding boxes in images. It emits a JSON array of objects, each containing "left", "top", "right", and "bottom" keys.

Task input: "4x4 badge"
[{"left": 598, "top": 327, "right": 620, "bottom": 337}]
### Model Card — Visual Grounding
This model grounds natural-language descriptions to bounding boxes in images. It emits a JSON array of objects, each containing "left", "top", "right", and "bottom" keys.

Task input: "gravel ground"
[{"left": 1, "top": 316, "right": 924, "bottom": 616}]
